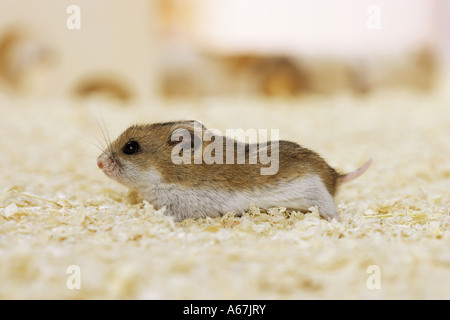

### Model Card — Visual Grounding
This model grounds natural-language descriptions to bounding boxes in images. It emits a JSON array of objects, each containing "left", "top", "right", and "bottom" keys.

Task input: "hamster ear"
[
  {"left": 188, "top": 120, "right": 207, "bottom": 131},
  {"left": 169, "top": 127, "right": 203, "bottom": 154}
]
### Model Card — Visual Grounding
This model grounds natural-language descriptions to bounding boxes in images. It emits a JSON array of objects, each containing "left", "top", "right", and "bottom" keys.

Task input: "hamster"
[{"left": 96, "top": 120, "right": 371, "bottom": 222}]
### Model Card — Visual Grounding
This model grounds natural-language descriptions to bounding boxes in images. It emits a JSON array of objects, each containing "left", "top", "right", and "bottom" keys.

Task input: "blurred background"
[
  {"left": 0, "top": 0, "right": 449, "bottom": 103},
  {"left": 1, "top": 0, "right": 450, "bottom": 301}
]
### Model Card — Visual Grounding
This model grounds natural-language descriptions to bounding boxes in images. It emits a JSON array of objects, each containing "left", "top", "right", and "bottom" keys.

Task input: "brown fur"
[{"left": 106, "top": 121, "right": 341, "bottom": 195}]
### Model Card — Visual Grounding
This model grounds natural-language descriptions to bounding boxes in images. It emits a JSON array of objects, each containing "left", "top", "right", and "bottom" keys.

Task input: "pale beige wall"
[
  {"left": 0, "top": 0, "right": 156, "bottom": 100},
  {"left": 443, "top": 1, "right": 450, "bottom": 62},
  {"left": 192, "top": 0, "right": 443, "bottom": 58}
]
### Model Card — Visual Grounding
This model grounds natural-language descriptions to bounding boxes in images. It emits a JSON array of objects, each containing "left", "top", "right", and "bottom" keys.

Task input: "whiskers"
[
  {"left": 72, "top": 149, "right": 100, "bottom": 168},
  {"left": 93, "top": 107, "right": 113, "bottom": 155},
  {"left": 70, "top": 107, "right": 115, "bottom": 172}
]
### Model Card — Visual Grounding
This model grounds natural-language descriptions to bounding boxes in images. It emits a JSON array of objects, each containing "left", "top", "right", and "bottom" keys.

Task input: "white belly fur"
[{"left": 135, "top": 169, "right": 339, "bottom": 222}]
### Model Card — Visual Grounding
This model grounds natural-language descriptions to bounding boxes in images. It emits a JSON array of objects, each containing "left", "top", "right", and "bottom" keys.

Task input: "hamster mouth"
[{"left": 97, "top": 153, "right": 121, "bottom": 179}]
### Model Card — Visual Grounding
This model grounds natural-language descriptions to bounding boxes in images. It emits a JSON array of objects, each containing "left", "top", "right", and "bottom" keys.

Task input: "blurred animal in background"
[
  {"left": 0, "top": 28, "right": 55, "bottom": 95},
  {"left": 72, "top": 74, "right": 135, "bottom": 104},
  {"left": 219, "top": 55, "right": 310, "bottom": 97},
  {"left": 157, "top": 51, "right": 315, "bottom": 98},
  {"left": 156, "top": 47, "right": 439, "bottom": 99}
]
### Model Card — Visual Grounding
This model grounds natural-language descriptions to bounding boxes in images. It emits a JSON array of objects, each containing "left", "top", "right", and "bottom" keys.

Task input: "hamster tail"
[{"left": 338, "top": 158, "right": 373, "bottom": 183}]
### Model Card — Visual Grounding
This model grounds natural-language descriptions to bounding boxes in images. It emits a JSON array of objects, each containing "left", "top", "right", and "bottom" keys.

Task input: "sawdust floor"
[{"left": 1, "top": 85, "right": 450, "bottom": 299}]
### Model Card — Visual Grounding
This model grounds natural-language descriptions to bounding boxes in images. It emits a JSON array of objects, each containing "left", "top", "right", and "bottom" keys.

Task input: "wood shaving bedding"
[{"left": 0, "top": 86, "right": 449, "bottom": 299}]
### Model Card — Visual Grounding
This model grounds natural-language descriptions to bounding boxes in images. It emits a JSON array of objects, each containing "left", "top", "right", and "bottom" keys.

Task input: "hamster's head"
[{"left": 96, "top": 121, "right": 205, "bottom": 188}]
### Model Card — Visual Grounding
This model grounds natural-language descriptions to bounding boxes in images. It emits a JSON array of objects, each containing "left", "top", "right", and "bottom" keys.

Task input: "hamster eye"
[{"left": 122, "top": 141, "right": 141, "bottom": 155}]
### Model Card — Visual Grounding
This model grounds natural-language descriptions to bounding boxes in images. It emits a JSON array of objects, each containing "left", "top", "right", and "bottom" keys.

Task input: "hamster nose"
[{"left": 97, "top": 159, "right": 103, "bottom": 169}]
